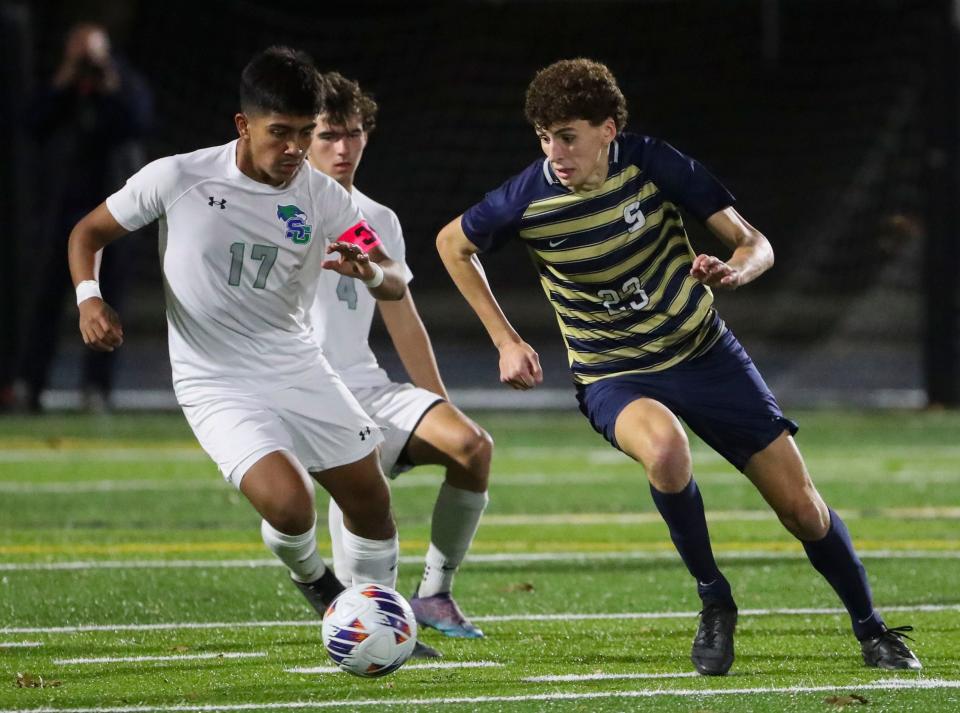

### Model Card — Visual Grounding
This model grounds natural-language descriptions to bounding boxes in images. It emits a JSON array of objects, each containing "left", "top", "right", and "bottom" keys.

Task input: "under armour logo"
[
  {"left": 358, "top": 426, "right": 372, "bottom": 441},
  {"left": 208, "top": 197, "right": 227, "bottom": 209}
]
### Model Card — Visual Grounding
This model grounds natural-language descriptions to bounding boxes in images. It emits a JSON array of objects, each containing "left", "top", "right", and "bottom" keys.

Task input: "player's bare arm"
[
  {"left": 378, "top": 291, "right": 449, "bottom": 399},
  {"left": 68, "top": 201, "right": 130, "bottom": 352},
  {"left": 437, "top": 216, "right": 542, "bottom": 390},
  {"left": 690, "top": 207, "right": 774, "bottom": 290},
  {"left": 321, "top": 241, "right": 405, "bottom": 300}
]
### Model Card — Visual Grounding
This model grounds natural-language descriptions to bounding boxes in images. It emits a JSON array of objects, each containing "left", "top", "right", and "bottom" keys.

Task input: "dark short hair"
[
  {"left": 524, "top": 58, "right": 628, "bottom": 131},
  {"left": 240, "top": 46, "right": 324, "bottom": 117},
  {"left": 318, "top": 71, "right": 378, "bottom": 133}
]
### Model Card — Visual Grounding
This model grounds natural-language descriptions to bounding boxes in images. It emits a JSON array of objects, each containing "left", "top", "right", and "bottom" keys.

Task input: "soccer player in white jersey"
[
  {"left": 67, "top": 47, "right": 408, "bottom": 622},
  {"left": 308, "top": 72, "right": 491, "bottom": 639}
]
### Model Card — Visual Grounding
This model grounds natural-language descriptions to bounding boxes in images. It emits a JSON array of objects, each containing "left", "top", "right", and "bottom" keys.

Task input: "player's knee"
[
  {"left": 778, "top": 495, "right": 829, "bottom": 541},
  {"left": 338, "top": 478, "right": 392, "bottom": 529},
  {"left": 467, "top": 427, "right": 493, "bottom": 479},
  {"left": 451, "top": 424, "right": 493, "bottom": 478},
  {"left": 263, "top": 489, "right": 316, "bottom": 535},
  {"left": 340, "top": 496, "right": 396, "bottom": 540},
  {"left": 640, "top": 429, "right": 691, "bottom": 489}
]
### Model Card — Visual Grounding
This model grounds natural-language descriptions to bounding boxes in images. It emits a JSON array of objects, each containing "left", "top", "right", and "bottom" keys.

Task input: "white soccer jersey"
[
  {"left": 106, "top": 140, "right": 365, "bottom": 396},
  {"left": 309, "top": 187, "right": 414, "bottom": 389}
]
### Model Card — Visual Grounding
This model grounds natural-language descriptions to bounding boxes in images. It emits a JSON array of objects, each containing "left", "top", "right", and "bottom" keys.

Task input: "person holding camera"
[{"left": 15, "top": 22, "right": 153, "bottom": 412}]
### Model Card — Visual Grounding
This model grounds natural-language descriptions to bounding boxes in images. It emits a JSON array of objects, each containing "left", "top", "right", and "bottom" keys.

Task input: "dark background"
[{"left": 2, "top": 0, "right": 957, "bottom": 409}]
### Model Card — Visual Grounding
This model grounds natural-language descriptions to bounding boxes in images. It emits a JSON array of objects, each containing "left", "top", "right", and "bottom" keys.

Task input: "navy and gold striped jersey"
[{"left": 461, "top": 133, "right": 735, "bottom": 386}]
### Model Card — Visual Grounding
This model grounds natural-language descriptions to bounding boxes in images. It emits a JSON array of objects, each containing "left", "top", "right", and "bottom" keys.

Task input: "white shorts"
[
  {"left": 351, "top": 382, "right": 444, "bottom": 478},
  {"left": 180, "top": 371, "right": 382, "bottom": 488}
]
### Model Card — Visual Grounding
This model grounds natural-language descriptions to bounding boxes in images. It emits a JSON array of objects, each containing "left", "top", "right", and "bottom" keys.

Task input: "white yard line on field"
[
  {"left": 0, "top": 472, "right": 628, "bottom": 493},
  {"left": 507, "top": 443, "right": 960, "bottom": 463},
  {"left": 3, "top": 546, "right": 960, "bottom": 574},
  {"left": 524, "top": 671, "right": 700, "bottom": 682},
  {"left": 2, "top": 603, "right": 957, "bottom": 635},
  {"left": 472, "top": 603, "right": 960, "bottom": 623},
  {"left": 0, "top": 641, "right": 42, "bottom": 648},
  {"left": 482, "top": 506, "right": 960, "bottom": 525},
  {"left": 286, "top": 661, "right": 502, "bottom": 674},
  {"left": 4, "top": 468, "right": 958, "bottom": 493},
  {"left": 0, "top": 480, "right": 216, "bottom": 494},
  {"left": 53, "top": 652, "right": 266, "bottom": 665},
  {"left": 0, "top": 450, "right": 207, "bottom": 463},
  {"left": 1, "top": 678, "right": 959, "bottom": 712}
]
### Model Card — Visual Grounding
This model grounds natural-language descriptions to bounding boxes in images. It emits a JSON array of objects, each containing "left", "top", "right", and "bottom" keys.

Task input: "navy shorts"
[{"left": 575, "top": 330, "right": 798, "bottom": 472}]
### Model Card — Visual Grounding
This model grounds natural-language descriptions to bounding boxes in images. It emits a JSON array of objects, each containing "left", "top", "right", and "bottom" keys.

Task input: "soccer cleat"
[
  {"left": 410, "top": 591, "right": 485, "bottom": 639},
  {"left": 411, "top": 640, "right": 443, "bottom": 659},
  {"left": 292, "top": 569, "right": 345, "bottom": 617},
  {"left": 691, "top": 601, "right": 738, "bottom": 676},
  {"left": 861, "top": 625, "right": 922, "bottom": 670}
]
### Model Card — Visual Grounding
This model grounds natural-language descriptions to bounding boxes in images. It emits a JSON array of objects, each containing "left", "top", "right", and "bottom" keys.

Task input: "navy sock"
[
  {"left": 802, "top": 508, "right": 884, "bottom": 640},
  {"left": 649, "top": 478, "right": 734, "bottom": 607}
]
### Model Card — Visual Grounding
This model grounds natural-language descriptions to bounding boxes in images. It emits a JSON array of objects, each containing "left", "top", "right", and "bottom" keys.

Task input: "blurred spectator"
[{"left": 14, "top": 22, "right": 152, "bottom": 412}]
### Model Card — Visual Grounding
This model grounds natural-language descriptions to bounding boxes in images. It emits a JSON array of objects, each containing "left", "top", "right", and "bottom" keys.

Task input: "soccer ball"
[{"left": 321, "top": 583, "right": 418, "bottom": 677}]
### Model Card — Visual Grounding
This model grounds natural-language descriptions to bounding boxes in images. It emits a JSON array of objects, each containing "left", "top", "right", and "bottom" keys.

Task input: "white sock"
[
  {"left": 340, "top": 526, "right": 399, "bottom": 588},
  {"left": 418, "top": 482, "right": 489, "bottom": 597},
  {"left": 260, "top": 519, "right": 326, "bottom": 584},
  {"left": 326, "top": 498, "right": 352, "bottom": 588}
]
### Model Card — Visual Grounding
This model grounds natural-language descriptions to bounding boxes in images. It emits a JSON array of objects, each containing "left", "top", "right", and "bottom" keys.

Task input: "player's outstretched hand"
[
  {"left": 78, "top": 298, "right": 123, "bottom": 352},
  {"left": 690, "top": 254, "right": 741, "bottom": 289},
  {"left": 322, "top": 241, "right": 376, "bottom": 282},
  {"left": 498, "top": 340, "right": 543, "bottom": 390}
]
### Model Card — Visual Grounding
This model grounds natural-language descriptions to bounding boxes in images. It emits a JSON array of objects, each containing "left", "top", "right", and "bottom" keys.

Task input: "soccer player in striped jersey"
[
  {"left": 308, "top": 72, "right": 490, "bottom": 641},
  {"left": 437, "top": 58, "right": 921, "bottom": 675}
]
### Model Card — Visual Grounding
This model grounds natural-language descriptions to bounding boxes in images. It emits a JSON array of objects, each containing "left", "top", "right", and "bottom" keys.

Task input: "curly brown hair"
[
  {"left": 524, "top": 58, "right": 628, "bottom": 131},
  {"left": 318, "top": 71, "right": 378, "bottom": 133}
]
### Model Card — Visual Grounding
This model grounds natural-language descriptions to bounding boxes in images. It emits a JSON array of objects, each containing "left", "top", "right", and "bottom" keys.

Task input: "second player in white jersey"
[
  {"left": 308, "top": 71, "right": 493, "bottom": 641},
  {"left": 310, "top": 187, "right": 413, "bottom": 392}
]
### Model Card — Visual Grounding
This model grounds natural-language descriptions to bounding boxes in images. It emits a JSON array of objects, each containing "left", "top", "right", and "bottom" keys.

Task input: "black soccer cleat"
[
  {"left": 292, "top": 569, "right": 345, "bottom": 617},
  {"left": 411, "top": 640, "right": 443, "bottom": 659},
  {"left": 861, "top": 625, "right": 922, "bottom": 670},
  {"left": 691, "top": 601, "right": 738, "bottom": 676}
]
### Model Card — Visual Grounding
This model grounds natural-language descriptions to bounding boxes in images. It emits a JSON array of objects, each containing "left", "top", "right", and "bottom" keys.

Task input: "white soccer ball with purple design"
[{"left": 321, "top": 583, "right": 418, "bottom": 677}]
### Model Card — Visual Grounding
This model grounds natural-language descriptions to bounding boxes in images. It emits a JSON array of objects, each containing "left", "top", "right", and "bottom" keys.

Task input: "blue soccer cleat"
[{"left": 410, "top": 592, "right": 485, "bottom": 639}]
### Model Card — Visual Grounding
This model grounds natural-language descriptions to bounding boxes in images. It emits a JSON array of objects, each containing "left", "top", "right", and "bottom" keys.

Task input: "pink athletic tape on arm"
[{"left": 337, "top": 220, "right": 382, "bottom": 253}]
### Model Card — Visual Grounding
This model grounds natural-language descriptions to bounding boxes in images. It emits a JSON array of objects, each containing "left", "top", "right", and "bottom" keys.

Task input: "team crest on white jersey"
[
  {"left": 623, "top": 201, "right": 645, "bottom": 232},
  {"left": 277, "top": 204, "right": 313, "bottom": 244}
]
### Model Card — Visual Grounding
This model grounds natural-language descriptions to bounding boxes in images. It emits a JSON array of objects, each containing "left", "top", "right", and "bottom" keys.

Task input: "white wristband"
[
  {"left": 362, "top": 262, "right": 384, "bottom": 289},
  {"left": 76, "top": 280, "right": 102, "bottom": 306}
]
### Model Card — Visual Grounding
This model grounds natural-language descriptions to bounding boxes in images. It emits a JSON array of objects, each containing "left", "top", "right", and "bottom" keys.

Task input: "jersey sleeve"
[
  {"left": 383, "top": 210, "right": 414, "bottom": 284},
  {"left": 105, "top": 156, "right": 179, "bottom": 231},
  {"left": 321, "top": 179, "right": 367, "bottom": 244},
  {"left": 642, "top": 139, "right": 735, "bottom": 223},
  {"left": 460, "top": 176, "right": 527, "bottom": 253}
]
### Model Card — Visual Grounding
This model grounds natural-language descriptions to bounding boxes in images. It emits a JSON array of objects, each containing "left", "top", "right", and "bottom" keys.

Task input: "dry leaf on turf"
[
  {"left": 16, "top": 672, "right": 62, "bottom": 689},
  {"left": 502, "top": 582, "right": 535, "bottom": 593},
  {"left": 824, "top": 694, "right": 869, "bottom": 707}
]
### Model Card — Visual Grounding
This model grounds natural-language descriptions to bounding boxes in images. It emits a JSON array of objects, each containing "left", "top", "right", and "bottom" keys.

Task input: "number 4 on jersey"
[{"left": 336, "top": 275, "right": 358, "bottom": 310}]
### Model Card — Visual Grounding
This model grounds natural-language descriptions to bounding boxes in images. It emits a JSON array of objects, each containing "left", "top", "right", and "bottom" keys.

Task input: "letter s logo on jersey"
[
  {"left": 276, "top": 204, "right": 313, "bottom": 245},
  {"left": 623, "top": 201, "right": 645, "bottom": 233}
]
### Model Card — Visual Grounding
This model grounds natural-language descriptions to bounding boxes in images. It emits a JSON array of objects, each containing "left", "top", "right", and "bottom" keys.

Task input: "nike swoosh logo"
[{"left": 548, "top": 238, "right": 569, "bottom": 248}]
